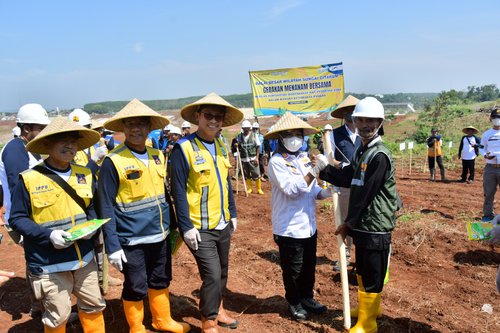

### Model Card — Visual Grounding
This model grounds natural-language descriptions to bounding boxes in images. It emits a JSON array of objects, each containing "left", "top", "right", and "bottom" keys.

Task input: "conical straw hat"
[
  {"left": 26, "top": 117, "right": 100, "bottom": 154},
  {"left": 264, "top": 112, "right": 318, "bottom": 139},
  {"left": 180, "top": 92, "right": 244, "bottom": 127},
  {"left": 330, "top": 95, "right": 359, "bottom": 119},
  {"left": 462, "top": 126, "right": 479, "bottom": 134},
  {"left": 104, "top": 98, "right": 170, "bottom": 132}
]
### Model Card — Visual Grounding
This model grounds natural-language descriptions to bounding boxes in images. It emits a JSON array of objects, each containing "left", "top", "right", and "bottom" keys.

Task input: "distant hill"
[{"left": 84, "top": 92, "right": 438, "bottom": 114}]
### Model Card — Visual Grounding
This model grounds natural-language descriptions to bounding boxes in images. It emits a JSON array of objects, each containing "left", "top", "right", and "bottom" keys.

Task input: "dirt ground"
[{"left": 1, "top": 116, "right": 500, "bottom": 332}]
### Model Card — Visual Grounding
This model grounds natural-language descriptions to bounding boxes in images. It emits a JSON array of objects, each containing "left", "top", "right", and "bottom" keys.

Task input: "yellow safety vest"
[
  {"left": 179, "top": 136, "right": 231, "bottom": 230},
  {"left": 107, "top": 144, "right": 169, "bottom": 244},
  {"left": 21, "top": 163, "right": 93, "bottom": 267},
  {"left": 73, "top": 146, "right": 97, "bottom": 166},
  {"left": 428, "top": 139, "right": 442, "bottom": 157}
]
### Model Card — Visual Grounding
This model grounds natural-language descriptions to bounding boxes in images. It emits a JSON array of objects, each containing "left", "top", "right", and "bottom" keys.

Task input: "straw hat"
[
  {"left": 330, "top": 95, "right": 359, "bottom": 119},
  {"left": 462, "top": 126, "right": 479, "bottom": 134},
  {"left": 264, "top": 112, "right": 319, "bottom": 139},
  {"left": 180, "top": 92, "right": 244, "bottom": 127},
  {"left": 104, "top": 98, "right": 170, "bottom": 132},
  {"left": 26, "top": 117, "right": 100, "bottom": 154}
]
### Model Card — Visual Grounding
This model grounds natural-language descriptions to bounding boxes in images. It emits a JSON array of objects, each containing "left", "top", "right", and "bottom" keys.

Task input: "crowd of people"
[{"left": 0, "top": 93, "right": 499, "bottom": 333}]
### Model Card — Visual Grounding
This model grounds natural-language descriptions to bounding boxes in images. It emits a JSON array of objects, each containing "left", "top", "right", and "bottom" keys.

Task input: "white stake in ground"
[
  {"left": 322, "top": 129, "right": 351, "bottom": 330},
  {"left": 235, "top": 145, "right": 248, "bottom": 197},
  {"left": 408, "top": 142, "right": 414, "bottom": 175},
  {"left": 448, "top": 141, "right": 453, "bottom": 169},
  {"left": 399, "top": 142, "right": 406, "bottom": 176}
]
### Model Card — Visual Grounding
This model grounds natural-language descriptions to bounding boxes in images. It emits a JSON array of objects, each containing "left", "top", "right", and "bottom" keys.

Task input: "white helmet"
[
  {"left": 352, "top": 97, "right": 384, "bottom": 119},
  {"left": 324, "top": 124, "right": 333, "bottom": 130},
  {"left": 68, "top": 108, "right": 91, "bottom": 126},
  {"left": 164, "top": 124, "right": 173, "bottom": 131},
  {"left": 12, "top": 127, "right": 21, "bottom": 137},
  {"left": 16, "top": 103, "right": 50, "bottom": 125},
  {"left": 181, "top": 121, "right": 191, "bottom": 129},
  {"left": 170, "top": 126, "right": 182, "bottom": 136},
  {"left": 241, "top": 120, "right": 252, "bottom": 129},
  {"left": 252, "top": 122, "right": 260, "bottom": 129}
]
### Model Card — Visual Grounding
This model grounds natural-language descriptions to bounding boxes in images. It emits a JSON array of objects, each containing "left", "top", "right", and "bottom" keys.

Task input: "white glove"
[
  {"left": 183, "top": 227, "right": 201, "bottom": 250},
  {"left": 91, "top": 146, "right": 108, "bottom": 162},
  {"left": 486, "top": 226, "right": 500, "bottom": 245},
  {"left": 309, "top": 154, "right": 329, "bottom": 178},
  {"left": 230, "top": 218, "right": 237, "bottom": 235},
  {"left": 50, "top": 230, "right": 73, "bottom": 249},
  {"left": 108, "top": 249, "right": 127, "bottom": 271}
]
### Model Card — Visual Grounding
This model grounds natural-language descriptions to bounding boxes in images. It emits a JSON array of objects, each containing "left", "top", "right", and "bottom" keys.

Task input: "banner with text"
[{"left": 249, "top": 63, "right": 344, "bottom": 116}]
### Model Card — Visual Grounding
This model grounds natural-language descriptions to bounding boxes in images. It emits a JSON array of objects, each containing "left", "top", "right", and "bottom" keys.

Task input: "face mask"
[
  {"left": 282, "top": 135, "right": 304, "bottom": 152},
  {"left": 492, "top": 118, "right": 500, "bottom": 127}
]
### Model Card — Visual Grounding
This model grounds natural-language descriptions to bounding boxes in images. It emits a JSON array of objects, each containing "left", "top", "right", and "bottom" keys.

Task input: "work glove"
[
  {"left": 486, "top": 226, "right": 500, "bottom": 245},
  {"left": 183, "top": 227, "right": 201, "bottom": 251},
  {"left": 309, "top": 154, "right": 328, "bottom": 178},
  {"left": 108, "top": 249, "right": 128, "bottom": 271},
  {"left": 50, "top": 230, "right": 73, "bottom": 249},
  {"left": 91, "top": 146, "right": 108, "bottom": 162},
  {"left": 230, "top": 218, "right": 237, "bottom": 235}
]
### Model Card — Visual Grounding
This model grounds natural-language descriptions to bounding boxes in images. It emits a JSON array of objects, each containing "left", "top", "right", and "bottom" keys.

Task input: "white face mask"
[
  {"left": 492, "top": 118, "right": 500, "bottom": 127},
  {"left": 282, "top": 135, "right": 304, "bottom": 152}
]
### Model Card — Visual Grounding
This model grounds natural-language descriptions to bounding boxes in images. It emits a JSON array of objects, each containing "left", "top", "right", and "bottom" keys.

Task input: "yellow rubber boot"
[
  {"left": 256, "top": 179, "right": 264, "bottom": 195},
  {"left": 44, "top": 322, "right": 66, "bottom": 333},
  {"left": 78, "top": 310, "right": 105, "bottom": 333},
  {"left": 350, "top": 275, "right": 381, "bottom": 318},
  {"left": 349, "top": 290, "right": 381, "bottom": 333},
  {"left": 245, "top": 179, "right": 253, "bottom": 194},
  {"left": 122, "top": 299, "right": 146, "bottom": 333},
  {"left": 148, "top": 288, "right": 191, "bottom": 333}
]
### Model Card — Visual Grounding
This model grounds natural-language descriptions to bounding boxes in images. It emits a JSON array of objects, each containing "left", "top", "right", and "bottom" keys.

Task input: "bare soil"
[{"left": 1, "top": 116, "right": 500, "bottom": 332}]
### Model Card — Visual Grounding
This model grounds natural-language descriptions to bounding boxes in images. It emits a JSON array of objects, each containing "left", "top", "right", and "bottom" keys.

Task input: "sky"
[{"left": 1, "top": 0, "right": 499, "bottom": 112}]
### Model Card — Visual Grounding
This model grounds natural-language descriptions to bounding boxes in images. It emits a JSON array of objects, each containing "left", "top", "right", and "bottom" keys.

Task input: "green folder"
[{"left": 64, "top": 218, "right": 110, "bottom": 241}]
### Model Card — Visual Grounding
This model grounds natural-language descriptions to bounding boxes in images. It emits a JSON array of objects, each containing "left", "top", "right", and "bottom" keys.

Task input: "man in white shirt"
[
  {"left": 458, "top": 126, "right": 481, "bottom": 184},
  {"left": 479, "top": 108, "right": 500, "bottom": 222}
]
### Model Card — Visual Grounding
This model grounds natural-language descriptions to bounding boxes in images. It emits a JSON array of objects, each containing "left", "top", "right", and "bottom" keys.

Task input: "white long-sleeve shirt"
[
  {"left": 480, "top": 128, "right": 500, "bottom": 164},
  {"left": 268, "top": 151, "right": 330, "bottom": 239}
]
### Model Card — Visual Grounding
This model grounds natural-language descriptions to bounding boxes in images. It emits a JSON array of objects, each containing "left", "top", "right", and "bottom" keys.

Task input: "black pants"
[
  {"left": 428, "top": 155, "right": 444, "bottom": 171},
  {"left": 461, "top": 159, "right": 475, "bottom": 181},
  {"left": 189, "top": 225, "right": 232, "bottom": 319},
  {"left": 353, "top": 231, "right": 391, "bottom": 293},
  {"left": 259, "top": 153, "right": 265, "bottom": 176},
  {"left": 274, "top": 233, "right": 317, "bottom": 305},
  {"left": 122, "top": 240, "right": 172, "bottom": 301}
]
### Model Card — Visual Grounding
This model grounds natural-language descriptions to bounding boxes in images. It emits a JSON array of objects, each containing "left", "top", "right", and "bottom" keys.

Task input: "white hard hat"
[
  {"left": 12, "top": 127, "right": 21, "bottom": 137},
  {"left": 324, "top": 124, "right": 333, "bottom": 130},
  {"left": 241, "top": 120, "right": 252, "bottom": 128},
  {"left": 68, "top": 108, "right": 91, "bottom": 126},
  {"left": 16, "top": 103, "right": 50, "bottom": 125},
  {"left": 170, "top": 126, "right": 182, "bottom": 136},
  {"left": 252, "top": 122, "right": 260, "bottom": 129},
  {"left": 164, "top": 124, "right": 172, "bottom": 131},
  {"left": 181, "top": 121, "right": 191, "bottom": 129},
  {"left": 352, "top": 97, "right": 384, "bottom": 119}
]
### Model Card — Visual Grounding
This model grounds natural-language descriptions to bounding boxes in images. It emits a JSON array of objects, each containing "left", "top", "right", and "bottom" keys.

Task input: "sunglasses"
[{"left": 201, "top": 112, "right": 224, "bottom": 122}]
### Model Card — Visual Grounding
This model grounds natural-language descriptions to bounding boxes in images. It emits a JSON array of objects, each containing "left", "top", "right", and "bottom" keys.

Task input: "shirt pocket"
[
  {"left": 31, "top": 189, "right": 61, "bottom": 210},
  {"left": 192, "top": 163, "right": 212, "bottom": 186},
  {"left": 125, "top": 169, "right": 145, "bottom": 198}
]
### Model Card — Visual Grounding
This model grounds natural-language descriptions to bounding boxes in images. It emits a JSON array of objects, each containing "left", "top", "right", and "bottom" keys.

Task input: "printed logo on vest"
[{"left": 76, "top": 173, "right": 87, "bottom": 184}]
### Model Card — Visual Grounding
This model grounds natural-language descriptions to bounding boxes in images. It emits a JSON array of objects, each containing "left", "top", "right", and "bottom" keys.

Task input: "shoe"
[
  {"left": 467, "top": 180, "right": 474, "bottom": 184},
  {"left": 300, "top": 298, "right": 327, "bottom": 314},
  {"left": 217, "top": 301, "right": 238, "bottom": 329},
  {"left": 481, "top": 215, "right": 495, "bottom": 222},
  {"left": 458, "top": 179, "right": 466, "bottom": 183},
  {"left": 288, "top": 303, "right": 308, "bottom": 321}
]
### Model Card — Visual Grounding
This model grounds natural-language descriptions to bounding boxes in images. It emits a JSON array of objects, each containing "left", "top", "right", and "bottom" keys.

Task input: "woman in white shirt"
[{"left": 266, "top": 112, "right": 331, "bottom": 321}]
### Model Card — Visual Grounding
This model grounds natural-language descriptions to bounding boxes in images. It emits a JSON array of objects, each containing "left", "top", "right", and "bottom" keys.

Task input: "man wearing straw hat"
[
  {"left": 458, "top": 126, "right": 481, "bottom": 184},
  {"left": 321, "top": 97, "right": 398, "bottom": 333},
  {"left": 97, "top": 99, "right": 190, "bottom": 333},
  {"left": 9, "top": 117, "right": 106, "bottom": 333},
  {"left": 266, "top": 112, "right": 331, "bottom": 321},
  {"left": 324, "top": 95, "right": 361, "bottom": 272},
  {"left": 170, "top": 92, "right": 242, "bottom": 333}
]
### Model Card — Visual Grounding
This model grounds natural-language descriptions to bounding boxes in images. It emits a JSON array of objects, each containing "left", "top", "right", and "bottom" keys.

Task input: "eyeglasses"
[{"left": 201, "top": 112, "right": 224, "bottom": 122}]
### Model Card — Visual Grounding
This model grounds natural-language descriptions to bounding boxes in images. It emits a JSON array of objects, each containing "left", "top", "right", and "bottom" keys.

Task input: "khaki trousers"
[{"left": 29, "top": 259, "right": 106, "bottom": 328}]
